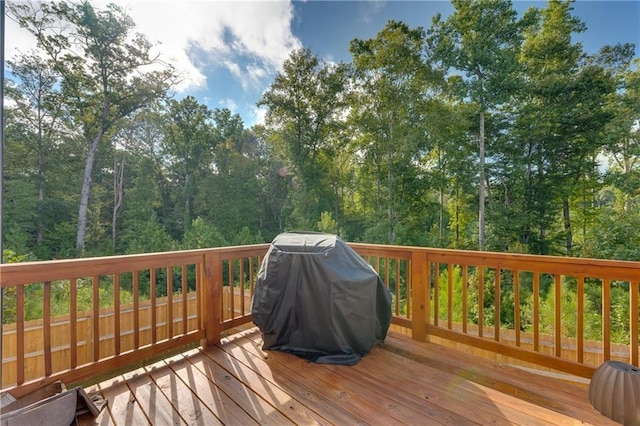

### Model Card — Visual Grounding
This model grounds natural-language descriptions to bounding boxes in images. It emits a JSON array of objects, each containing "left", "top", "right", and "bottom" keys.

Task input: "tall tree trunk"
[
  {"left": 479, "top": 110, "right": 486, "bottom": 250},
  {"left": 439, "top": 188, "right": 444, "bottom": 246},
  {"left": 563, "top": 196, "right": 573, "bottom": 256},
  {"left": 112, "top": 157, "right": 125, "bottom": 252},
  {"left": 76, "top": 132, "right": 103, "bottom": 252},
  {"left": 36, "top": 155, "right": 45, "bottom": 245}
]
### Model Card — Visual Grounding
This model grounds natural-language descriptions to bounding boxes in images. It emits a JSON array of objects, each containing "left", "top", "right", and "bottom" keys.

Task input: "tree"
[
  {"left": 427, "top": 0, "right": 527, "bottom": 250},
  {"left": 350, "top": 21, "right": 433, "bottom": 244},
  {"left": 259, "top": 48, "right": 350, "bottom": 230},
  {"left": 5, "top": 52, "right": 70, "bottom": 248},
  {"left": 163, "top": 96, "right": 215, "bottom": 236},
  {"left": 517, "top": 0, "right": 613, "bottom": 255},
  {"left": 9, "top": 0, "right": 177, "bottom": 253},
  {"left": 199, "top": 108, "right": 262, "bottom": 237}
]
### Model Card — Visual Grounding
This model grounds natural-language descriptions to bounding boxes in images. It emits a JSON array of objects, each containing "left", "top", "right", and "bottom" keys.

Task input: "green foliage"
[
  {"left": 181, "top": 217, "right": 227, "bottom": 249},
  {"left": 125, "top": 219, "right": 176, "bottom": 254},
  {"left": 3, "top": 1, "right": 638, "bottom": 339},
  {"left": 316, "top": 211, "right": 339, "bottom": 235}
]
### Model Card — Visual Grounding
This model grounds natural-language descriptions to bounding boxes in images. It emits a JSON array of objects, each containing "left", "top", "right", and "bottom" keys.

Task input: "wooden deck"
[{"left": 78, "top": 328, "right": 615, "bottom": 425}]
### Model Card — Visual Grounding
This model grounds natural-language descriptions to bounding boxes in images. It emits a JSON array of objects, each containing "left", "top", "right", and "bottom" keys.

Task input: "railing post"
[
  {"left": 202, "top": 252, "right": 222, "bottom": 346},
  {"left": 411, "top": 250, "right": 428, "bottom": 341}
]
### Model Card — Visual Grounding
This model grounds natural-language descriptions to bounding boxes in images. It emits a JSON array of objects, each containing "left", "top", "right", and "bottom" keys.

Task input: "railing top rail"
[
  {"left": 2, "top": 242, "right": 639, "bottom": 287},
  {"left": 350, "top": 243, "right": 640, "bottom": 280},
  {"left": 0, "top": 244, "right": 271, "bottom": 287}
]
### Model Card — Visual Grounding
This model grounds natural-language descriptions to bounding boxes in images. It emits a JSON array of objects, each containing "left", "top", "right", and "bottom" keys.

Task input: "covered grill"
[{"left": 251, "top": 232, "right": 392, "bottom": 365}]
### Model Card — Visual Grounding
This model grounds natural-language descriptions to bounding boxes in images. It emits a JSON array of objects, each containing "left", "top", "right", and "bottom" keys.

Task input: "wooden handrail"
[
  {"left": 0, "top": 245, "right": 268, "bottom": 398},
  {"left": 2, "top": 242, "right": 640, "bottom": 397}
]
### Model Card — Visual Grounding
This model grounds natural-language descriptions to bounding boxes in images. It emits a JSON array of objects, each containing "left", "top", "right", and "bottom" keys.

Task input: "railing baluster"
[
  {"left": 150, "top": 268, "right": 157, "bottom": 344},
  {"left": 43, "top": 281, "right": 52, "bottom": 377},
  {"left": 385, "top": 257, "right": 390, "bottom": 294},
  {"left": 425, "top": 260, "right": 431, "bottom": 328},
  {"left": 555, "top": 274, "right": 561, "bottom": 357},
  {"left": 577, "top": 276, "right": 584, "bottom": 363},
  {"left": 494, "top": 269, "right": 500, "bottom": 342},
  {"left": 447, "top": 263, "right": 453, "bottom": 330},
  {"left": 133, "top": 271, "right": 140, "bottom": 350},
  {"left": 433, "top": 263, "right": 439, "bottom": 327},
  {"left": 16, "top": 285, "right": 24, "bottom": 385},
  {"left": 395, "top": 258, "right": 401, "bottom": 317},
  {"left": 478, "top": 267, "right": 484, "bottom": 338},
  {"left": 114, "top": 274, "right": 121, "bottom": 356},
  {"left": 228, "top": 259, "right": 234, "bottom": 319},
  {"left": 240, "top": 257, "right": 245, "bottom": 316},
  {"left": 93, "top": 275, "right": 100, "bottom": 362},
  {"left": 514, "top": 271, "right": 520, "bottom": 347},
  {"left": 462, "top": 265, "right": 468, "bottom": 334},
  {"left": 249, "top": 256, "right": 255, "bottom": 296},
  {"left": 182, "top": 265, "right": 188, "bottom": 334},
  {"left": 70, "top": 278, "right": 77, "bottom": 369},
  {"left": 631, "top": 281, "right": 639, "bottom": 366},
  {"left": 603, "top": 278, "right": 611, "bottom": 361},
  {"left": 167, "top": 267, "right": 173, "bottom": 339},
  {"left": 533, "top": 272, "right": 540, "bottom": 351}
]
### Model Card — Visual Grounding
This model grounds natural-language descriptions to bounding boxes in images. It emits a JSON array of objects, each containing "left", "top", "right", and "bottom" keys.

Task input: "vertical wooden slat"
[
  {"left": 16, "top": 285, "right": 25, "bottom": 385},
  {"left": 70, "top": 278, "right": 77, "bottom": 369},
  {"left": 603, "top": 278, "right": 611, "bottom": 361},
  {"left": 407, "top": 261, "right": 412, "bottom": 320},
  {"left": 533, "top": 273, "right": 540, "bottom": 351},
  {"left": 114, "top": 274, "right": 121, "bottom": 355},
  {"left": 43, "top": 281, "right": 52, "bottom": 377},
  {"left": 150, "top": 268, "right": 157, "bottom": 344},
  {"left": 577, "top": 276, "right": 585, "bottom": 363},
  {"left": 514, "top": 271, "right": 520, "bottom": 347},
  {"left": 240, "top": 257, "right": 245, "bottom": 316},
  {"left": 133, "top": 271, "right": 140, "bottom": 350},
  {"left": 182, "top": 265, "right": 188, "bottom": 335},
  {"left": 631, "top": 281, "right": 639, "bottom": 366},
  {"left": 494, "top": 269, "right": 500, "bottom": 342},
  {"left": 228, "top": 259, "right": 234, "bottom": 319},
  {"left": 249, "top": 256, "right": 255, "bottom": 295},
  {"left": 447, "top": 264, "right": 453, "bottom": 330},
  {"left": 462, "top": 265, "right": 468, "bottom": 334},
  {"left": 167, "top": 268, "right": 173, "bottom": 339},
  {"left": 425, "top": 260, "right": 431, "bottom": 327},
  {"left": 384, "top": 257, "right": 389, "bottom": 291},
  {"left": 433, "top": 263, "right": 439, "bottom": 327},
  {"left": 478, "top": 267, "right": 484, "bottom": 338},
  {"left": 93, "top": 275, "right": 100, "bottom": 362},
  {"left": 395, "top": 258, "right": 401, "bottom": 317},
  {"left": 555, "top": 274, "right": 562, "bottom": 357}
]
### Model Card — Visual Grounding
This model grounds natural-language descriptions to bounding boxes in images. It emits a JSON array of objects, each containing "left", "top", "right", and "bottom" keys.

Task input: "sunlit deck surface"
[{"left": 79, "top": 328, "right": 614, "bottom": 425}]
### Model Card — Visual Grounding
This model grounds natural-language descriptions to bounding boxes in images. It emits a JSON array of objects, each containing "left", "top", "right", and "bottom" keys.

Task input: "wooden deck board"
[{"left": 80, "top": 328, "right": 616, "bottom": 425}]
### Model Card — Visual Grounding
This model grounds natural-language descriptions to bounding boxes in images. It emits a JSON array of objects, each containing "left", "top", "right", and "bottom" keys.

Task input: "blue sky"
[{"left": 5, "top": 1, "right": 640, "bottom": 127}]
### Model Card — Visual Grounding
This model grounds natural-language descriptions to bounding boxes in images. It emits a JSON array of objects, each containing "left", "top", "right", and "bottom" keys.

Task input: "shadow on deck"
[{"left": 79, "top": 328, "right": 615, "bottom": 425}]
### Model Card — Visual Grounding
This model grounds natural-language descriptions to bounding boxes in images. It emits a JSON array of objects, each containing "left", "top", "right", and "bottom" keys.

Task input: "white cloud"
[
  {"left": 250, "top": 105, "right": 267, "bottom": 127},
  {"left": 123, "top": 1, "right": 300, "bottom": 92},
  {"left": 218, "top": 98, "right": 238, "bottom": 113},
  {"left": 359, "top": 0, "right": 386, "bottom": 24},
  {"left": 6, "top": 1, "right": 301, "bottom": 93},
  {"left": 4, "top": 3, "right": 41, "bottom": 59}
]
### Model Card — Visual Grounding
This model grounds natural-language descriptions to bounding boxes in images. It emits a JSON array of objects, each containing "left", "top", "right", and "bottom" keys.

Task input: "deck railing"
[{"left": 2, "top": 243, "right": 639, "bottom": 397}]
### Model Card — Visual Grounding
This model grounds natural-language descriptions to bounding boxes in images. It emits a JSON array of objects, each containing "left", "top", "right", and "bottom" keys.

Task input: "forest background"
[
  {"left": 4, "top": 0, "right": 638, "bottom": 263},
  {"left": 2, "top": 0, "right": 640, "bottom": 338}
]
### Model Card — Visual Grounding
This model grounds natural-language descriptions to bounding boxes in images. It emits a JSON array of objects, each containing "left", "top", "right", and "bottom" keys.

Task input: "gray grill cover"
[{"left": 251, "top": 232, "right": 392, "bottom": 365}]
